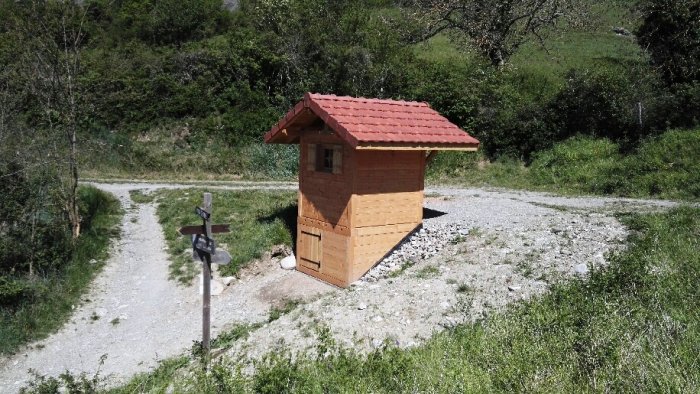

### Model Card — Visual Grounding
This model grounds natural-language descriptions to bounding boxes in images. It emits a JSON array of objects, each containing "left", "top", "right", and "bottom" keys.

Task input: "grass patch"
[
  {"left": 154, "top": 189, "right": 296, "bottom": 284},
  {"left": 128, "top": 189, "right": 156, "bottom": 204},
  {"left": 268, "top": 299, "right": 302, "bottom": 323},
  {"left": 0, "top": 186, "right": 122, "bottom": 355},
  {"left": 429, "top": 129, "right": 700, "bottom": 201},
  {"left": 415, "top": 265, "right": 440, "bottom": 279}
]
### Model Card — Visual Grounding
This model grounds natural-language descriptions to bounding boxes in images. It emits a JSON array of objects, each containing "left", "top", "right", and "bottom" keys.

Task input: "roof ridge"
[{"left": 308, "top": 92, "right": 429, "bottom": 107}]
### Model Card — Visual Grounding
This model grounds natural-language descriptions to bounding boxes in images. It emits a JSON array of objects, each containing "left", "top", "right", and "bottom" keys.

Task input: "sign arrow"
[{"left": 179, "top": 224, "right": 230, "bottom": 236}]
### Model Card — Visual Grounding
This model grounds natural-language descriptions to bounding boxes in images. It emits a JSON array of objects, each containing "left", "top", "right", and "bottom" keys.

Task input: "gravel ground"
[
  {"left": 0, "top": 183, "right": 678, "bottom": 391},
  {"left": 226, "top": 188, "right": 678, "bottom": 362}
]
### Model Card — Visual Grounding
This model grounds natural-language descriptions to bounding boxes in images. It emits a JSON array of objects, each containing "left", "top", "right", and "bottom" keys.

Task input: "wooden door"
[{"left": 299, "top": 228, "right": 322, "bottom": 271}]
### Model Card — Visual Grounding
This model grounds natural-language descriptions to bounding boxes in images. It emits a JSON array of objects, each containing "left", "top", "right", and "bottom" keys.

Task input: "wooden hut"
[{"left": 264, "top": 93, "right": 479, "bottom": 287}]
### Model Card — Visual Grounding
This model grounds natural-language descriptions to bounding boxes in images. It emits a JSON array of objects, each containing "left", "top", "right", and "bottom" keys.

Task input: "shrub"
[{"left": 637, "top": 0, "right": 700, "bottom": 86}]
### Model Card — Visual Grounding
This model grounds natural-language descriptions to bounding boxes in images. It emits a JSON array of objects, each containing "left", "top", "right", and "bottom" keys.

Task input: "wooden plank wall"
[
  {"left": 299, "top": 132, "right": 353, "bottom": 227},
  {"left": 297, "top": 130, "right": 355, "bottom": 287},
  {"left": 348, "top": 150, "right": 426, "bottom": 282}
]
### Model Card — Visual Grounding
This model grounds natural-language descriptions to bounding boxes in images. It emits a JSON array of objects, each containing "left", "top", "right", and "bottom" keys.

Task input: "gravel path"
[
  {"left": 0, "top": 182, "right": 679, "bottom": 391},
  {"left": 0, "top": 182, "right": 325, "bottom": 392}
]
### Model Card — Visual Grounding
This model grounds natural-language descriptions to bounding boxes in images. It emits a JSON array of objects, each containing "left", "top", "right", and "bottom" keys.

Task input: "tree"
[
  {"left": 10, "top": 0, "right": 88, "bottom": 239},
  {"left": 401, "top": 0, "right": 585, "bottom": 67},
  {"left": 637, "top": 0, "right": 700, "bottom": 85}
]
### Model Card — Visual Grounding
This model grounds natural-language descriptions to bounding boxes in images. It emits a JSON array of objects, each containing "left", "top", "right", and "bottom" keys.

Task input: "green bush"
[{"left": 637, "top": 0, "right": 700, "bottom": 86}]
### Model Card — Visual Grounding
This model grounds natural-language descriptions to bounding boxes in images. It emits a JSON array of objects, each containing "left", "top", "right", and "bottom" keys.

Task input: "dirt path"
[
  {"left": 0, "top": 182, "right": 327, "bottom": 392},
  {"left": 0, "top": 182, "right": 679, "bottom": 392}
]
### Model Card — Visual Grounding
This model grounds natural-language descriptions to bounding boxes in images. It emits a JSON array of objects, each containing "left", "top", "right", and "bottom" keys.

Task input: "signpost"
[{"left": 178, "top": 193, "right": 231, "bottom": 367}]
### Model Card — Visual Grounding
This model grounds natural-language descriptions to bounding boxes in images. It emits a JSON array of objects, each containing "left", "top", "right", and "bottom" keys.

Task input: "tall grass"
[
  {"left": 529, "top": 129, "right": 700, "bottom": 199},
  {"left": 427, "top": 129, "right": 700, "bottom": 201},
  {"left": 0, "top": 186, "right": 122, "bottom": 354}
]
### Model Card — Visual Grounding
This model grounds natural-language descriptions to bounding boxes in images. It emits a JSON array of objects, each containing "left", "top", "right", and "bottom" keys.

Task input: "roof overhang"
[{"left": 355, "top": 143, "right": 479, "bottom": 151}]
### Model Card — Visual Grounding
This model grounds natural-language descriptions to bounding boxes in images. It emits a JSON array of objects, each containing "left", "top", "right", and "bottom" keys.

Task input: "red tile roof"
[{"left": 264, "top": 93, "right": 479, "bottom": 150}]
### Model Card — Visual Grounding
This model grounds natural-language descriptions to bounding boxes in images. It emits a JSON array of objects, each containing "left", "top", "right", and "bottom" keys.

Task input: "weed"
[
  {"left": 468, "top": 227, "right": 483, "bottom": 237},
  {"left": 129, "top": 189, "right": 155, "bottom": 204},
  {"left": 415, "top": 265, "right": 440, "bottom": 279},
  {"left": 516, "top": 260, "right": 535, "bottom": 278},
  {"left": 268, "top": 299, "right": 301, "bottom": 323},
  {"left": 456, "top": 283, "right": 472, "bottom": 294},
  {"left": 388, "top": 259, "right": 417, "bottom": 278},
  {"left": 450, "top": 235, "right": 467, "bottom": 244}
]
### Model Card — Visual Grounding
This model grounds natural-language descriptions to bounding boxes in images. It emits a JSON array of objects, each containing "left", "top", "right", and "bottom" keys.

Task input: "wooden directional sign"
[
  {"left": 193, "top": 249, "right": 231, "bottom": 265},
  {"left": 192, "top": 234, "right": 216, "bottom": 255},
  {"left": 179, "top": 224, "right": 230, "bottom": 236},
  {"left": 195, "top": 206, "right": 211, "bottom": 220}
]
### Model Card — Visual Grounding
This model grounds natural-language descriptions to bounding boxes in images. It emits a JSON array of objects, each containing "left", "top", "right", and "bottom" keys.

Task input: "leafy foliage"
[
  {"left": 0, "top": 186, "right": 122, "bottom": 354},
  {"left": 637, "top": 0, "right": 700, "bottom": 85}
]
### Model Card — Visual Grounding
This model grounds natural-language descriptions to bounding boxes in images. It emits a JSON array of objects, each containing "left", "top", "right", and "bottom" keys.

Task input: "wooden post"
[{"left": 202, "top": 193, "right": 212, "bottom": 366}]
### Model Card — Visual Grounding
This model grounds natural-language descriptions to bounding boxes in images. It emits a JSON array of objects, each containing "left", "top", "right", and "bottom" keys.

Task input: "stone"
[
  {"left": 357, "top": 303, "right": 367, "bottom": 310},
  {"left": 371, "top": 315, "right": 383, "bottom": 322},
  {"left": 211, "top": 280, "right": 225, "bottom": 296},
  {"left": 575, "top": 263, "right": 589, "bottom": 274},
  {"left": 613, "top": 26, "right": 631, "bottom": 36},
  {"left": 371, "top": 338, "right": 383, "bottom": 348},
  {"left": 280, "top": 255, "right": 296, "bottom": 270},
  {"left": 507, "top": 285, "right": 521, "bottom": 292},
  {"left": 222, "top": 276, "right": 236, "bottom": 286},
  {"left": 199, "top": 276, "right": 225, "bottom": 296},
  {"left": 94, "top": 308, "right": 108, "bottom": 318}
]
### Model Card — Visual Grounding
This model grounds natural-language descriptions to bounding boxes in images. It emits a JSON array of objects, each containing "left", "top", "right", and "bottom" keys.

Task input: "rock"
[
  {"left": 575, "top": 263, "right": 589, "bottom": 274},
  {"left": 211, "top": 280, "right": 225, "bottom": 296},
  {"left": 507, "top": 285, "right": 521, "bottom": 292},
  {"left": 371, "top": 315, "right": 383, "bottom": 322},
  {"left": 222, "top": 276, "right": 236, "bottom": 286},
  {"left": 199, "top": 276, "right": 225, "bottom": 296},
  {"left": 371, "top": 338, "right": 383, "bottom": 348},
  {"left": 280, "top": 255, "right": 296, "bottom": 270},
  {"left": 94, "top": 308, "right": 107, "bottom": 318},
  {"left": 357, "top": 303, "right": 367, "bottom": 310},
  {"left": 613, "top": 26, "right": 631, "bottom": 36}
]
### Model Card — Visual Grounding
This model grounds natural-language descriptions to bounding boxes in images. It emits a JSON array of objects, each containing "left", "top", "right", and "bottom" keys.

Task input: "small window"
[
  {"left": 307, "top": 144, "right": 342, "bottom": 174},
  {"left": 319, "top": 147, "right": 334, "bottom": 173}
]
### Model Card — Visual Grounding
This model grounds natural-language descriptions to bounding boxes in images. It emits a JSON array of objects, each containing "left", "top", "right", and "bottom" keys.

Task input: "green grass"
[
  {"left": 154, "top": 189, "right": 296, "bottom": 284},
  {"left": 128, "top": 189, "right": 156, "bottom": 204},
  {"left": 428, "top": 128, "right": 700, "bottom": 201},
  {"left": 0, "top": 186, "right": 122, "bottom": 354}
]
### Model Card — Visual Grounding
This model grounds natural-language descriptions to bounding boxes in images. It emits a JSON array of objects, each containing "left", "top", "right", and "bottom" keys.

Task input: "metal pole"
[
  {"left": 202, "top": 253, "right": 211, "bottom": 366},
  {"left": 202, "top": 193, "right": 212, "bottom": 367}
]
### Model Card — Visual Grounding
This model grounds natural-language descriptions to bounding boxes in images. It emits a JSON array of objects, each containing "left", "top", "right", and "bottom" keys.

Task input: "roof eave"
[{"left": 354, "top": 142, "right": 480, "bottom": 151}]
